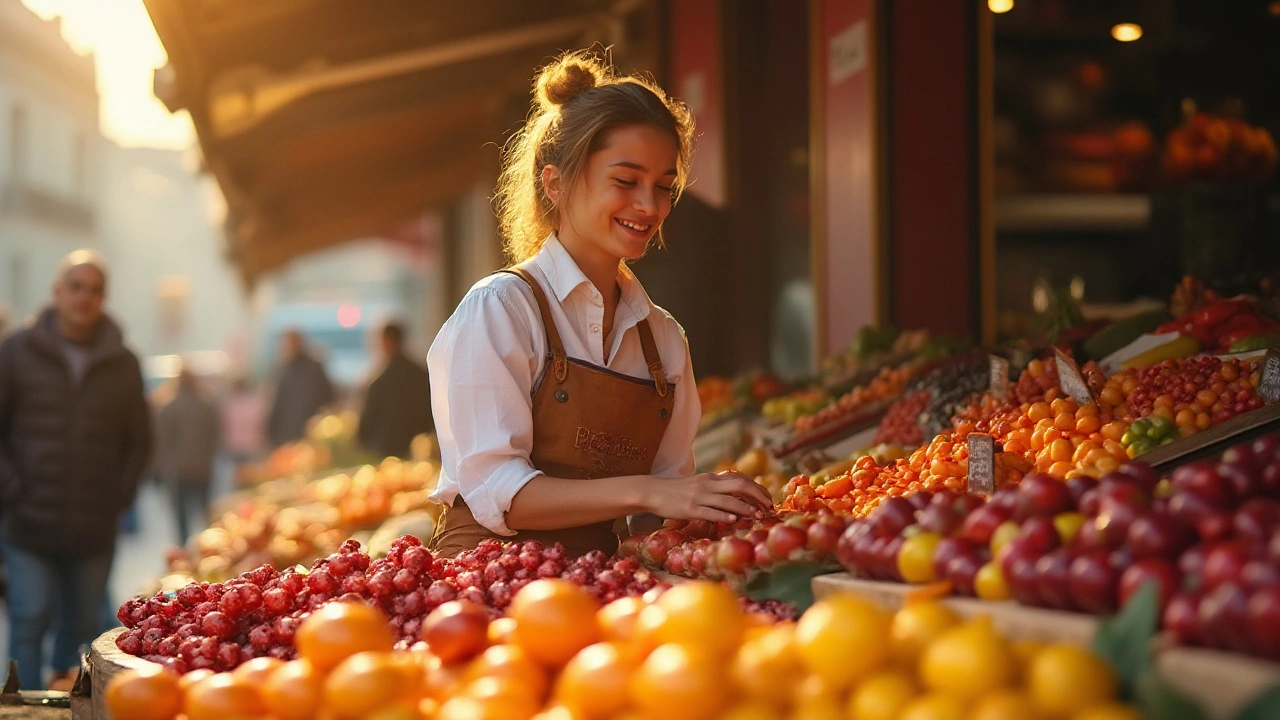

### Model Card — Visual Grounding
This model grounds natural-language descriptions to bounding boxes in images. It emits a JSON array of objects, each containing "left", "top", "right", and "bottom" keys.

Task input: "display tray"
[
  {"left": 773, "top": 401, "right": 892, "bottom": 460},
  {"left": 1141, "top": 401, "right": 1280, "bottom": 471},
  {"left": 812, "top": 572, "right": 1280, "bottom": 720}
]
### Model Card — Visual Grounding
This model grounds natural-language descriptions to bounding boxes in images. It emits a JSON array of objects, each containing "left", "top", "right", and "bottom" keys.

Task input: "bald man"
[{"left": 0, "top": 250, "right": 151, "bottom": 690}]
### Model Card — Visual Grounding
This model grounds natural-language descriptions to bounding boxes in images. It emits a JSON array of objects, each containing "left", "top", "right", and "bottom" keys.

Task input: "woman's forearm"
[{"left": 505, "top": 474, "right": 651, "bottom": 531}]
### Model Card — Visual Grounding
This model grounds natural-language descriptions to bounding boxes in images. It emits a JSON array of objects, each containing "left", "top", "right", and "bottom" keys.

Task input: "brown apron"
[{"left": 430, "top": 266, "right": 676, "bottom": 558}]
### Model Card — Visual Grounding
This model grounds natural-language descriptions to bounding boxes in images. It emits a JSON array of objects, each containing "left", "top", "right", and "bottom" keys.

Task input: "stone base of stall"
[{"left": 813, "top": 572, "right": 1280, "bottom": 720}]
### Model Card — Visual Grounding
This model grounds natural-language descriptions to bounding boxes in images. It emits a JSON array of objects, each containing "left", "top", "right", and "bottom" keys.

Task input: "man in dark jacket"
[
  {"left": 267, "top": 329, "right": 334, "bottom": 448},
  {"left": 357, "top": 321, "right": 434, "bottom": 459},
  {"left": 0, "top": 250, "right": 151, "bottom": 690}
]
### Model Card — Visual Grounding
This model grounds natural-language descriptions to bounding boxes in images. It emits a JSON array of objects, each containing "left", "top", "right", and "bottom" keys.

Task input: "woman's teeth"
[{"left": 616, "top": 219, "right": 650, "bottom": 232}]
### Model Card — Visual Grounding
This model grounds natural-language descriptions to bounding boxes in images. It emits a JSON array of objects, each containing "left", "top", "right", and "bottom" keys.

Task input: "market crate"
[{"left": 812, "top": 572, "right": 1280, "bottom": 719}]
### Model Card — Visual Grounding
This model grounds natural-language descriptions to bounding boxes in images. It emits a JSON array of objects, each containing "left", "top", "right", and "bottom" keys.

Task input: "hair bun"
[{"left": 536, "top": 55, "right": 603, "bottom": 109}]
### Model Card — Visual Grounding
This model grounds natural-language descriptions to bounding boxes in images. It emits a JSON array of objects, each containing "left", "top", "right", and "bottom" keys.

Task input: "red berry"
[
  {"left": 307, "top": 569, "right": 339, "bottom": 596},
  {"left": 202, "top": 612, "right": 234, "bottom": 639},
  {"left": 393, "top": 569, "right": 420, "bottom": 593}
]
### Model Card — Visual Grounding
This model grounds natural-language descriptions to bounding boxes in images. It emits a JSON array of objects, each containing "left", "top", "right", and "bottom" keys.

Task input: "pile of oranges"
[
  {"left": 107, "top": 581, "right": 1142, "bottom": 720},
  {"left": 793, "top": 362, "right": 925, "bottom": 436}
]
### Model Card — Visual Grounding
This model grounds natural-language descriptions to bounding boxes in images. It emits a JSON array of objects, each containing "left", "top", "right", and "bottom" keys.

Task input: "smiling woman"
[
  {"left": 20, "top": 0, "right": 193, "bottom": 149},
  {"left": 426, "top": 49, "right": 773, "bottom": 559}
]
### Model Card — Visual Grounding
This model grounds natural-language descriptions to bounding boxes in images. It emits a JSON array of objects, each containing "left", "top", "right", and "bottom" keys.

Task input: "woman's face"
[{"left": 553, "top": 124, "right": 679, "bottom": 262}]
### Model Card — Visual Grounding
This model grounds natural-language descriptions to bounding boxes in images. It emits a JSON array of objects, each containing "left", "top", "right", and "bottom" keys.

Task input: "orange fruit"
[
  {"left": 104, "top": 665, "right": 182, "bottom": 720},
  {"left": 629, "top": 643, "right": 728, "bottom": 720},
  {"left": 465, "top": 644, "right": 550, "bottom": 704},
  {"left": 324, "top": 651, "right": 412, "bottom": 719},
  {"left": 295, "top": 601, "right": 395, "bottom": 671},
  {"left": 464, "top": 677, "right": 542, "bottom": 719},
  {"left": 597, "top": 596, "right": 647, "bottom": 644},
  {"left": 720, "top": 700, "right": 782, "bottom": 720},
  {"left": 232, "top": 657, "right": 284, "bottom": 686},
  {"left": 424, "top": 654, "right": 469, "bottom": 702},
  {"left": 178, "top": 668, "right": 215, "bottom": 693},
  {"left": 651, "top": 582, "right": 745, "bottom": 657},
  {"left": 489, "top": 617, "right": 519, "bottom": 645},
  {"left": 508, "top": 580, "right": 601, "bottom": 667},
  {"left": 555, "top": 642, "right": 635, "bottom": 718},
  {"left": 261, "top": 659, "right": 323, "bottom": 720},
  {"left": 365, "top": 701, "right": 424, "bottom": 720},
  {"left": 183, "top": 672, "right": 267, "bottom": 720},
  {"left": 730, "top": 625, "right": 798, "bottom": 707},
  {"left": 795, "top": 594, "right": 891, "bottom": 689}
]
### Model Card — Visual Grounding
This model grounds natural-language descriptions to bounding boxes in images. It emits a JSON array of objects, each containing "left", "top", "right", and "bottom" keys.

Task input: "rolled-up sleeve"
[
  {"left": 648, "top": 316, "right": 700, "bottom": 478},
  {"left": 427, "top": 285, "right": 544, "bottom": 536}
]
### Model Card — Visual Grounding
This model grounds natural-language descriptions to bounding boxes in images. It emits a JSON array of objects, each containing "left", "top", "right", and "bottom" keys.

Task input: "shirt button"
[{"left": 590, "top": 324, "right": 601, "bottom": 333}]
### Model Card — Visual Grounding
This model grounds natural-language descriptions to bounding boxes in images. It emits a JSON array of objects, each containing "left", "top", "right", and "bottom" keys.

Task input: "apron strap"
[
  {"left": 502, "top": 266, "right": 569, "bottom": 384},
  {"left": 635, "top": 319, "right": 669, "bottom": 398}
]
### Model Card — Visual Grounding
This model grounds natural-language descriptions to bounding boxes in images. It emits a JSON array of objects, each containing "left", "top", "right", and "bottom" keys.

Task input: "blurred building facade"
[{"left": 0, "top": 0, "right": 102, "bottom": 327}]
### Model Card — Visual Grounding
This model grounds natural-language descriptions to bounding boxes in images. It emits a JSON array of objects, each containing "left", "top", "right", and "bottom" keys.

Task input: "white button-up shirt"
[{"left": 427, "top": 235, "right": 700, "bottom": 535}]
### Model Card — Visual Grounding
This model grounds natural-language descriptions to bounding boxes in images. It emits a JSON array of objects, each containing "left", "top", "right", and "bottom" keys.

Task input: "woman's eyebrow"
[{"left": 609, "top": 161, "right": 678, "bottom": 175}]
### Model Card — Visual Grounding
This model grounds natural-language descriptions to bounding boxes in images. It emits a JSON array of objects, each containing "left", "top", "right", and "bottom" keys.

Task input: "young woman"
[{"left": 427, "top": 51, "right": 772, "bottom": 558}]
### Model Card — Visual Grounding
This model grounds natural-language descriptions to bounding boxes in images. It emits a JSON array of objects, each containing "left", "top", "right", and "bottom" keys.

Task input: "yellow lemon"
[
  {"left": 889, "top": 602, "right": 960, "bottom": 667},
  {"left": 846, "top": 670, "right": 916, "bottom": 720},
  {"left": 795, "top": 595, "right": 891, "bottom": 690},
  {"left": 1027, "top": 644, "right": 1117, "bottom": 716},
  {"left": 919, "top": 617, "right": 1015, "bottom": 700}
]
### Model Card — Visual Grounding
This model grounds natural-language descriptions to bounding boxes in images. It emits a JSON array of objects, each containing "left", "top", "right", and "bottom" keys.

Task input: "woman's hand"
[{"left": 644, "top": 471, "right": 774, "bottom": 523}]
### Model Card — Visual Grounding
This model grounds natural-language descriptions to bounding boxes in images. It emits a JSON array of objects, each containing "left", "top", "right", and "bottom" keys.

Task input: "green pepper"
[{"left": 1228, "top": 333, "right": 1280, "bottom": 354}]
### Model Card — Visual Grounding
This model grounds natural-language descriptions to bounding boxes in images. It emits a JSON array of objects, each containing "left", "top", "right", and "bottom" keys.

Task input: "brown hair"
[{"left": 494, "top": 49, "right": 696, "bottom": 263}]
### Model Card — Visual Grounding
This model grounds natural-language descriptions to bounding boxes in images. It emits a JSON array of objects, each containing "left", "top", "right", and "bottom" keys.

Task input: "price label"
[
  {"left": 967, "top": 433, "right": 996, "bottom": 495},
  {"left": 989, "top": 355, "right": 1010, "bottom": 401},
  {"left": 1261, "top": 349, "right": 1280, "bottom": 405},
  {"left": 1054, "top": 348, "right": 1095, "bottom": 406}
]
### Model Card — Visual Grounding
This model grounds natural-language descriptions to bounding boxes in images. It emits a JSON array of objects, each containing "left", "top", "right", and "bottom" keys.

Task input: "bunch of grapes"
[{"left": 116, "top": 536, "right": 662, "bottom": 672}]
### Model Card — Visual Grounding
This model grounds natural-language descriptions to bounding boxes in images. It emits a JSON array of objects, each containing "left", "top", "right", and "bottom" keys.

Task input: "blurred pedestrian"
[
  {"left": 0, "top": 250, "right": 151, "bottom": 690},
  {"left": 154, "top": 363, "right": 219, "bottom": 545},
  {"left": 221, "top": 374, "right": 266, "bottom": 485},
  {"left": 267, "top": 328, "right": 334, "bottom": 448},
  {"left": 358, "top": 320, "right": 434, "bottom": 459}
]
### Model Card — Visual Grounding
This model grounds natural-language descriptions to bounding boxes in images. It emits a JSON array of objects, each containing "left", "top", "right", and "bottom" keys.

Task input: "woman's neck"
[{"left": 556, "top": 231, "right": 621, "bottom": 301}]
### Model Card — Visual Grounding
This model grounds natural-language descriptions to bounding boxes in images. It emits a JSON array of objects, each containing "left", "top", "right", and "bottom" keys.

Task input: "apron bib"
[{"left": 430, "top": 266, "right": 675, "bottom": 558}]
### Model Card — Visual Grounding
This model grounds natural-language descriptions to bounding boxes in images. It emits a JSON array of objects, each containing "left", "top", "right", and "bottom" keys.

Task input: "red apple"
[
  {"left": 932, "top": 537, "right": 978, "bottom": 582},
  {"left": 1198, "top": 582, "right": 1252, "bottom": 653},
  {"left": 1009, "top": 556, "right": 1045, "bottom": 607},
  {"left": 1127, "top": 512, "right": 1192, "bottom": 560},
  {"left": 1234, "top": 499, "right": 1280, "bottom": 545},
  {"left": 1115, "top": 463, "right": 1161, "bottom": 493},
  {"left": 1168, "top": 490, "right": 1218, "bottom": 527},
  {"left": 1119, "top": 558, "right": 1181, "bottom": 612},
  {"left": 638, "top": 529, "right": 687, "bottom": 567},
  {"left": 807, "top": 517, "right": 845, "bottom": 558},
  {"left": 766, "top": 523, "right": 808, "bottom": 563},
  {"left": 908, "top": 492, "right": 934, "bottom": 512},
  {"left": 1242, "top": 558, "right": 1280, "bottom": 590},
  {"left": 1069, "top": 551, "right": 1119, "bottom": 614},
  {"left": 1203, "top": 542, "right": 1253, "bottom": 591},
  {"left": 1016, "top": 473, "right": 1075, "bottom": 520},
  {"left": 946, "top": 552, "right": 984, "bottom": 597},
  {"left": 716, "top": 537, "right": 755, "bottom": 575},
  {"left": 1247, "top": 586, "right": 1280, "bottom": 658},
  {"left": 869, "top": 498, "right": 915, "bottom": 538},
  {"left": 1164, "top": 591, "right": 1204, "bottom": 645},
  {"left": 959, "top": 504, "right": 1013, "bottom": 545},
  {"left": 1034, "top": 549, "right": 1077, "bottom": 610},
  {"left": 1171, "top": 461, "right": 1235, "bottom": 509},
  {"left": 1066, "top": 475, "right": 1099, "bottom": 504},
  {"left": 1196, "top": 511, "right": 1236, "bottom": 544},
  {"left": 916, "top": 504, "right": 962, "bottom": 536}
]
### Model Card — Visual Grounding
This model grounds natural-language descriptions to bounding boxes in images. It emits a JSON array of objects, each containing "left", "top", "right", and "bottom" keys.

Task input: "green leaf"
[
  {"left": 1092, "top": 582, "right": 1160, "bottom": 696},
  {"left": 742, "top": 562, "right": 832, "bottom": 613},
  {"left": 1134, "top": 669, "right": 1207, "bottom": 720},
  {"left": 1233, "top": 685, "right": 1280, "bottom": 720}
]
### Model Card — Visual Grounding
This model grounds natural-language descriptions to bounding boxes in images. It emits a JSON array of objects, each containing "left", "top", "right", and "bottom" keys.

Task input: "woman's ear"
[{"left": 541, "top": 165, "right": 562, "bottom": 205}]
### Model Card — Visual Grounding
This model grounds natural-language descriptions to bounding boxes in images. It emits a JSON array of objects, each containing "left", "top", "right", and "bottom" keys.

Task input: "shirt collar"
[{"left": 532, "top": 234, "right": 653, "bottom": 322}]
